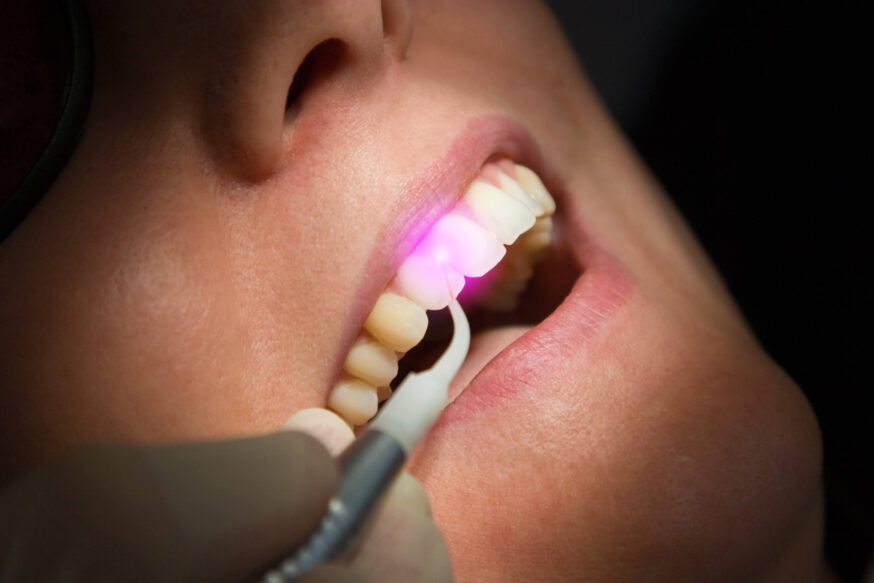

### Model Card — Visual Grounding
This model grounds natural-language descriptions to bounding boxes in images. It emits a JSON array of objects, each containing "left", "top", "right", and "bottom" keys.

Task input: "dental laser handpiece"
[{"left": 260, "top": 299, "right": 470, "bottom": 582}]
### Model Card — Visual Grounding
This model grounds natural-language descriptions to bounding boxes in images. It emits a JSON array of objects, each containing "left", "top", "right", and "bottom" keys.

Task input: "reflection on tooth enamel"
[
  {"left": 327, "top": 379, "right": 379, "bottom": 426},
  {"left": 396, "top": 254, "right": 465, "bottom": 310},
  {"left": 363, "top": 292, "right": 428, "bottom": 352},
  {"left": 496, "top": 169, "right": 545, "bottom": 216},
  {"left": 421, "top": 213, "right": 506, "bottom": 277},
  {"left": 343, "top": 338, "right": 399, "bottom": 387},
  {"left": 515, "top": 165, "right": 556, "bottom": 216},
  {"left": 462, "top": 180, "right": 536, "bottom": 245}
]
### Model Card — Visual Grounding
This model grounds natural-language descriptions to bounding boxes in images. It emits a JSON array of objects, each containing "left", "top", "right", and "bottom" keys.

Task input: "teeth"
[
  {"left": 343, "top": 338, "right": 399, "bottom": 387},
  {"left": 514, "top": 165, "right": 556, "bottom": 217},
  {"left": 396, "top": 254, "right": 465, "bottom": 311},
  {"left": 418, "top": 213, "right": 506, "bottom": 278},
  {"left": 363, "top": 292, "right": 428, "bottom": 352},
  {"left": 518, "top": 216, "right": 553, "bottom": 260},
  {"left": 327, "top": 379, "right": 379, "bottom": 427},
  {"left": 495, "top": 169, "right": 545, "bottom": 217},
  {"left": 461, "top": 179, "right": 536, "bottom": 245},
  {"left": 327, "top": 162, "right": 557, "bottom": 426}
]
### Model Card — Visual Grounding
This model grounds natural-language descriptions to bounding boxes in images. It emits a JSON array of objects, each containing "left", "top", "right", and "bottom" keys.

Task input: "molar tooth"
[
  {"left": 462, "top": 179, "right": 536, "bottom": 245},
  {"left": 495, "top": 169, "right": 546, "bottom": 216},
  {"left": 419, "top": 213, "right": 506, "bottom": 277},
  {"left": 343, "top": 338, "right": 399, "bottom": 387},
  {"left": 396, "top": 254, "right": 465, "bottom": 310},
  {"left": 327, "top": 379, "right": 379, "bottom": 426},
  {"left": 363, "top": 292, "right": 428, "bottom": 352},
  {"left": 514, "top": 165, "right": 556, "bottom": 217}
]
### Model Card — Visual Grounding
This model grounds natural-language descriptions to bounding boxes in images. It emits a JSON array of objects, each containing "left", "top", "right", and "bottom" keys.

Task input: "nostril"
[{"left": 285, "top": 38, "right": 347, "bottom": 117}]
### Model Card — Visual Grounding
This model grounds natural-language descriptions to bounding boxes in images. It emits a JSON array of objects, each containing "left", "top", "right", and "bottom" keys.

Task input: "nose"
[
  {"left": 87, "top": 0, "right": 414, "bottom": 181},
  {"left": 200, "top": 0, "right": 415, "bottom": 180}
]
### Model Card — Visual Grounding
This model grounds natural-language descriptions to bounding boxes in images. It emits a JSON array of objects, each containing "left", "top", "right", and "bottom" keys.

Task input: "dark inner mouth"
[{"left": 392, "top": 237, "right": 581, "bottom": 386}]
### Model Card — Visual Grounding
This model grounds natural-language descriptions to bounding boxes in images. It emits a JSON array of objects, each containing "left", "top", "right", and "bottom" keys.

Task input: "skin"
[{"left": 0, "top": 1, "right": 823, "bottom": 581}]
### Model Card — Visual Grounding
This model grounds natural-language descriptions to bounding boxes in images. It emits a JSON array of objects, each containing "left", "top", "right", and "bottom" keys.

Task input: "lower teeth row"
[{"left": 327, "top": 161, "right": 556, "bottom": 426}]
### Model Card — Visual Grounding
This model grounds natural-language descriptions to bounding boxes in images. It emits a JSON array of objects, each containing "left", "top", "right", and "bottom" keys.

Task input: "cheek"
[{"left": 0, "top": 180, "right": 328, "bottom": 473}]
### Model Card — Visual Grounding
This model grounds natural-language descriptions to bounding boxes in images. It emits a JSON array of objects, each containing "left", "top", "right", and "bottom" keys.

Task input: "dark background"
[
  {"left": 1, "top": 1, "right": 869, "bottom": 580},
  {"left": 546, "top": 0, "right": 871, "bottom": 580}
]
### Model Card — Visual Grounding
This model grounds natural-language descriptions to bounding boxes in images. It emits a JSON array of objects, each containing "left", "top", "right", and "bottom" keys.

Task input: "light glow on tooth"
[
  {"left": 496, "top": 169, "right": 545, "bottom": 216},
  {"left": 419, "top": 213, "right": 506, "bottom": 277},
  {"left": 363, "top": 292, "right": 428, "bottom": 352},
  {"left": 462, "top": 179, "right": 536, "bottom": 245},
  {"left": 327, "top": 379, "right": 379, "bottom": 426},
  {"left": 514, "top": 165, "right": 556, "bottom": 216},
  {"left": 343, "top": 338, "right": 399, "bottom": 387},
  {"left": 396, "top": 254, "right": 465, "bottom": 310}
]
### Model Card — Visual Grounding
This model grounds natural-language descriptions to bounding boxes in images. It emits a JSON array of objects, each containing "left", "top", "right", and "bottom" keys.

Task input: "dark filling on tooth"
[{"left": 392, "top": 239, "right": 581, "bottom": 387}]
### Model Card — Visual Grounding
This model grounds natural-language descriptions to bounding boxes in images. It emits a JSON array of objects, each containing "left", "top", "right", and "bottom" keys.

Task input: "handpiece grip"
[{"left": 260, "top": 430, "right": 405, "bottom": 582}]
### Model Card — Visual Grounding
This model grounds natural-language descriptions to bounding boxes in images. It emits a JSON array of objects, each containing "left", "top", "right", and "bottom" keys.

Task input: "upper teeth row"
[{"left": 327, "top": 162, "right": 556, "bottom": 426}]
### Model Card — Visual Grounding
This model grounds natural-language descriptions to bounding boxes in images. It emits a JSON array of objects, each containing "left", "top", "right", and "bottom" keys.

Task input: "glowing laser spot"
[
  {"left": 432, "top": 246, "right": 450, "bottom": 264},
  {"left": 398, "top": 213, "right": 505, "bottom": 310}
]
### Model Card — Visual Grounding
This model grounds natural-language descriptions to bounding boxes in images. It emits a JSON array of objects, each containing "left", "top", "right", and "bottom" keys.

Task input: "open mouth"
[{"left": 326, "top": 159, "right": 580, "bottom": 427}]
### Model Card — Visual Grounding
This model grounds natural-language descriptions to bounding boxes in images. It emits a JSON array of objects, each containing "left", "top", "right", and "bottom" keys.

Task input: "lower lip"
[{"left": 433, "top": 244, "right": 633, "bottom": 427}]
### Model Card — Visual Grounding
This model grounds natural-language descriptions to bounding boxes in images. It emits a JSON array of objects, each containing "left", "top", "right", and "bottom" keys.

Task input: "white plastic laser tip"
[{"left": 369, "top": 299, "right": 470, "bottom": 453}]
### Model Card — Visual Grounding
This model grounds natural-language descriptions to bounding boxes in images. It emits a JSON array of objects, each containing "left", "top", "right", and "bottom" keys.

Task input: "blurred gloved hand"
[{"left": 0, "top": 408, "right": 452, "bottom": 583}]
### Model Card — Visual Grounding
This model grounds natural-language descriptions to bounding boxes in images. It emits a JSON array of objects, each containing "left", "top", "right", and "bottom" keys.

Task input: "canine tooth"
[
  {"left": 364, "top": 292, "right": 428, "bottom": 352},
  {"left": 327, "top": 379, "right": 379, "bottom": 426},
  {"left": 514, "top": 165, "right": 556, "bottom": 216},
  {"left": 343, "top": 338, "right": 399, "bottom": 387},
  {"left": 462, "top": 179, "right": 536, "bottom": 245},
  {"left": 419, "top": 213, "right": 506, "bottom": 277},
  {"left": 496, "top": 169, "right": 545, "bottom": 216},
  {"left": 396, "top": 254, "right": 465, "bottom": 310}
]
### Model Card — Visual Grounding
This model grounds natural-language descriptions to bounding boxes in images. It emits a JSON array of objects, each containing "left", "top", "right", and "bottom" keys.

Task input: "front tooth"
[
  {"left": 363, "top": 292, "right": 428, "bottom": 352},
  {"left": 327, "top": 379, "right": 378, "bottom": 426},
  {"left": 420, "top": 213, "right": 506, "bottom": 277},
  {"left": 495, "top": 169, "right": 546, "bottom": 216},
  {"left": 514, "top": 165, "right": 556, "bottom": 217},
  {"left": 462, "top": 179, "right": 536, "bottom": 245},
  {"left": 396, "top": 254, "right": 465, "bottom": 310},
  {"left": 343, "top": 338, "right": 399, "bottom": 387}
]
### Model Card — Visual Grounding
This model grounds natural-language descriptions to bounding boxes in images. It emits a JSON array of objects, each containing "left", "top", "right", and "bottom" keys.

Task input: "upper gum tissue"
[{"left": 327, "top": 160, "right": 556, "bottom": 426}]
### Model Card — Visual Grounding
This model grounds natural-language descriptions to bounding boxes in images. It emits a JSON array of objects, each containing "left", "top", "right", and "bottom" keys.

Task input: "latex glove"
[
  {"left": 0, "top": 408, "right": 451, "bottom": 583},
  {"left": 285, "top": 409, "right": 453, "bottom": 583}
]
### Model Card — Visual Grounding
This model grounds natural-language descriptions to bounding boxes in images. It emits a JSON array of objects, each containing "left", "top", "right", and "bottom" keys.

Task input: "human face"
[{"left": 0, "top": 1, "right": 822, "bottom": 580}]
